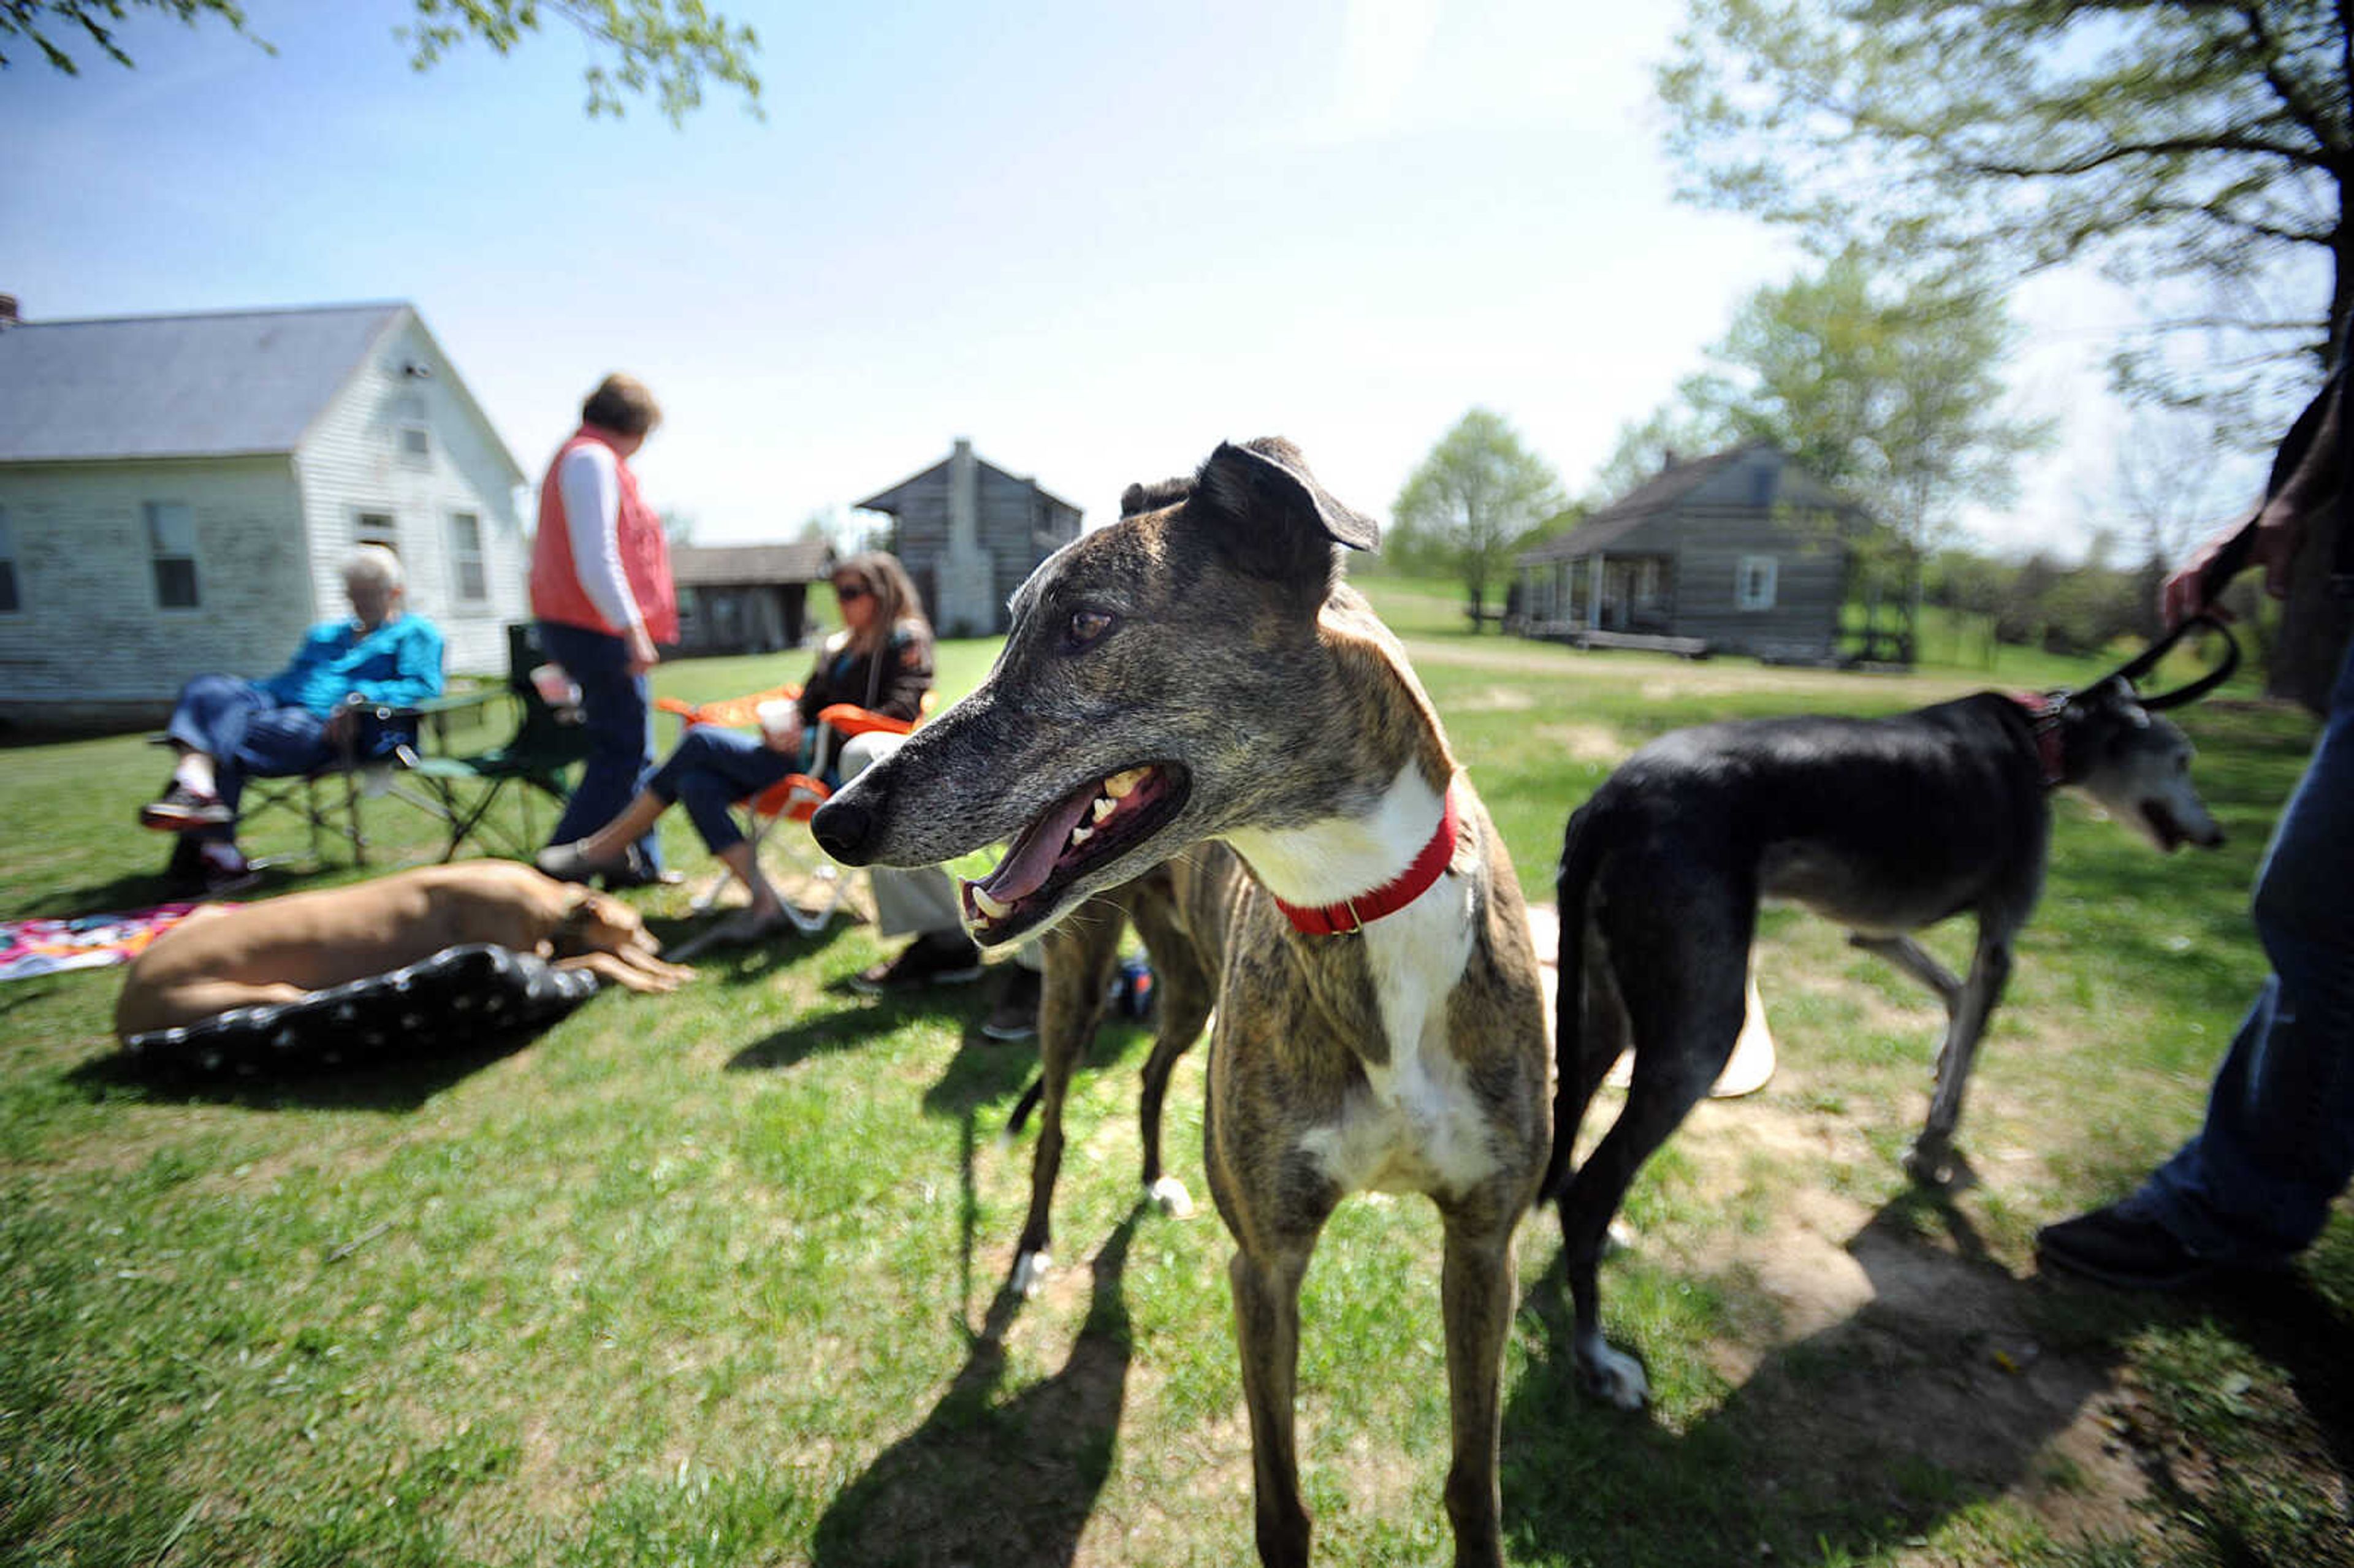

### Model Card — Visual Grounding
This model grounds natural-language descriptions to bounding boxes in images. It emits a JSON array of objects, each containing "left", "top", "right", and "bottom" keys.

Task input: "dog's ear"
[
  {"left": 1189, "top": 438, "right": 1381, "bottom": 583},
  {"left": 1121, "top": 476, "right": 1194, "bottom": 517}
]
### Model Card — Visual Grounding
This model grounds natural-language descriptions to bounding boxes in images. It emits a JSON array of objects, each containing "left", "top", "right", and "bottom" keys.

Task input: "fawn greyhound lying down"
[
  {"left": 815, "top": 438, "right": 1549, "bottom": 1568},
  {"left": 1543, "top": 654, "right": 2230, "bottom": 1410},
  {"left": 116, "top": 861, "right": 691, "bottom": 1041}
]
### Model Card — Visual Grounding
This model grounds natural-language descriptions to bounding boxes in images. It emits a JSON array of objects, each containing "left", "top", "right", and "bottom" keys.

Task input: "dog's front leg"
[
  {"left": 1906, "top": 929, "right": 2013, "bottom": 1186},
  {"left": 1438, "top": 1203, "right": 1519, "bottom": 1568},
  {"left": 1230, "top": 1239, "right": 1319, "bottom": 1568},
  {"left": 1013, "top": 909, "right": 1126, "bottom": 1296}
]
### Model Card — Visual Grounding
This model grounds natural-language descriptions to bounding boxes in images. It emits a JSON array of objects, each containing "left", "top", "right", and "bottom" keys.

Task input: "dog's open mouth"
[
  {"left": 960, "top": 763, "right": 1189, "bottom": 942},
  {"left": 2143, "top": 802, "right": 2185, "bottom": 853}
]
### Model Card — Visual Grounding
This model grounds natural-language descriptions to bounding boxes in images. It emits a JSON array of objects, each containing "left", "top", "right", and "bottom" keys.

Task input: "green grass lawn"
[{"left": 2, "top": 580, "right": 2348, "bottom": 1567}]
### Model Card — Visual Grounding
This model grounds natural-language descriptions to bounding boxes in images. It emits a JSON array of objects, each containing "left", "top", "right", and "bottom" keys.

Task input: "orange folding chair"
[{"left": 653, "top": 686, "right": 928, "bottom": 932}]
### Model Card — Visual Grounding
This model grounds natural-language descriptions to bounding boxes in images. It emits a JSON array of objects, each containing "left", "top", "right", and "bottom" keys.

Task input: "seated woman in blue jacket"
[{"left": 140, "top": 545, "right": 444, "bottom": 891}]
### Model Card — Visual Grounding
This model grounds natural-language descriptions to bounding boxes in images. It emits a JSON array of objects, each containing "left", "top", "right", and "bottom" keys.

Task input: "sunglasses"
[{"left": 833, "top": 583, "right": 870, "bottom": 602}]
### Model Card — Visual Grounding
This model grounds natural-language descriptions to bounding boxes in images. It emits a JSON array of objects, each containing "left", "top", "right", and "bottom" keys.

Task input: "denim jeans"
[
  {"left": 166, "top": 674, "right": 338, "bottom": 845},
  {"left": 537, "top": 620, "right": 661, "bottom": 872},
  {"left": 644, "top": 726, "right": 798, "bottom": 855},
  {"left": 2137, "top": 628, "right": 2354, "bottom": 1262}
]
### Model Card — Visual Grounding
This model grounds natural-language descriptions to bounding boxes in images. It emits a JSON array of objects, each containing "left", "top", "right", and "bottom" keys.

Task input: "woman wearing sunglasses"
[{"left": 539, "top": 552, "right": 951, "bottom": 953}]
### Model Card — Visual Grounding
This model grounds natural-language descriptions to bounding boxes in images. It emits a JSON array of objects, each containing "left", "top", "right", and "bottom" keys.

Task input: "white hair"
[{"left": 343, "top": 545, "right": 405, "bottom": 592}]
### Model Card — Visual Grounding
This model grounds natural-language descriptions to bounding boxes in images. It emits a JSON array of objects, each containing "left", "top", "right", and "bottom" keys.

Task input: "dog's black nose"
[{"left": 810, "top": 796, "right": 875, "bottom": 865}]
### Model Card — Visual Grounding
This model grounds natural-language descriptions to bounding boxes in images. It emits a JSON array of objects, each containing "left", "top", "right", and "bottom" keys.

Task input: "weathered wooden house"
[
  {"left": 1514, "top": 443, "right": 1869, "bottom": 663},
  {"left": 853, "top": 439, "right": 1083, "bottom": 636},
  {"left": 671, "top": 541, "right": 834, "bottom": 656},
  {"left": 0, "top": 299, "right": 528, "bottom": 728}
]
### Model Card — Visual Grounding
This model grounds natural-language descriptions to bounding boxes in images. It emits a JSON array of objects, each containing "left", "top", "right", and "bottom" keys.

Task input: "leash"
[
  {"left": 2096, "top": 610, "right": 2241, "bottom": 711},
  {"left": 2008, "top": 611, "right": 2241, "bottom": 790},
  {"left": 1271, "top": 786, "right": 1460, "bottom": 937}
]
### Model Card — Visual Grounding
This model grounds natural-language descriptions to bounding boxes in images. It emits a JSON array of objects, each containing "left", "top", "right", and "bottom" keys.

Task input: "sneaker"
[
  {"left": 981, "top": 965, "right": 1043, "bottom": 1041},
  {"left": 850, "top": 930, "right": 986, "bottom": 995},
  {"left": 2036, "top": 1201, "right": 2224, "bottom": 1291},
  {"left": 140, "top": 782, "right": 233, "bottom": 832}
]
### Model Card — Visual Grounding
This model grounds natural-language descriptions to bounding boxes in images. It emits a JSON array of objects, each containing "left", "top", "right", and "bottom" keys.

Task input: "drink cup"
[
  {"left": 756, "top": 699, "right": 796, "bottom": 747},
  {"left": 530, "top": 662, "right": 581, "bottom": 708}
]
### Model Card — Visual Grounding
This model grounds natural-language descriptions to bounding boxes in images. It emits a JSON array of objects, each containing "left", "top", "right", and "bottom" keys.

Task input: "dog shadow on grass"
[
  {"left": 1502, "top": 1190, "right": 2142, "bottom": 1563},
  {"left": 810, "top": 1209, "right": 1141, "bottom": 1568}
]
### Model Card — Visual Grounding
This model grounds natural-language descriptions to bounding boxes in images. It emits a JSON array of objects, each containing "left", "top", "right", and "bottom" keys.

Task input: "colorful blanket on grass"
[{"left": 0, "top": 904, "right": 210, "bottom": 984}]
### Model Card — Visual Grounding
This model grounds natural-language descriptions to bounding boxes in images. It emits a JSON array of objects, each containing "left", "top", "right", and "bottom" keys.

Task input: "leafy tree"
[
  {"left": 1658, "top": 0, "right": 2348, "bottom": 417},
  {"left": 1392, "top": 408, "right": 1566, "bottom": 629},
  {"left": 2, "top": 0, "right": 762, "bottom": 123},
  {"left": 1613, "top": 250, "right": 2052, "bottom": 637},
  {"left": 659, "top": 506, "right": 697, "bottom": 547}
]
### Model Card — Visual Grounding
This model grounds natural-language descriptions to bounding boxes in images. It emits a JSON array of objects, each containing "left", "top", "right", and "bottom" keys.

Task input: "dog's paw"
[
  {"left": 1577, "top": 1342, "right": 1650, "bottom": 1411},
  {"left": 1902, "top": 1138, "right": 1954, "bottom": 1188},
  {"left": 1146, "top": 1175, "right": 1195, "bottom": 1219},
  {"left": 1010, "top": 1250, "right": 1051, "bottom": 1298}
]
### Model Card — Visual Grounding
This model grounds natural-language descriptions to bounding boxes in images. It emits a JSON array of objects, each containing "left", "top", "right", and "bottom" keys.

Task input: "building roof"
[
  {"left": 853, "top": 445, "right": 1081, "bottom": 519},
  {"left": 0, "top": 302, "right": 519, "bottom": 472},
  {"left": 1518, "top": 443, "right": 1863, "bottom": 565},
  {"left": 671, "top": 541, "right": 837, "bottom": 587}
]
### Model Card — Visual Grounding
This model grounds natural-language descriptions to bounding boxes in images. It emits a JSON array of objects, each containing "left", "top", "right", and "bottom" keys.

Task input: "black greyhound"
[{"left": 1542, "top": 631, "right": 2235, "bottom": 1409}]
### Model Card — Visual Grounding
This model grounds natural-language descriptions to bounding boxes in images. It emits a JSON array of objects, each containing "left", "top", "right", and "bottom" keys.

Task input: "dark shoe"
[
  {"left": 850, "top": 930, "right": 986, "bottom": 995},
  {"left": 2036, "top": 1201, "right": 2224, "bottom": 1291},
  {"left": 140, "top": 782, "right": 233, "bottom": 832},
  {"left": 536, "top": 840, "right": 632, "bottom": 885},
  {"left": 981, "top": 965, "right": 1043, "bottom": 1041},
  {"left": 195, "top": 843, "right": 260, "bottom": 897}
]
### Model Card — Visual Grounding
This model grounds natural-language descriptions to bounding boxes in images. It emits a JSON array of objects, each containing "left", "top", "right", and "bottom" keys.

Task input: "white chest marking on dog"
[{"left": 1228, "top": 767, "right": 1497, "bottom": 1198}]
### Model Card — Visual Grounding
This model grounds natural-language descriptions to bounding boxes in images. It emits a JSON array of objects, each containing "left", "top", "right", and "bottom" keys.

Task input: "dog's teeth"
[
  {"left": 1091, "top": 796, "right": 1116, "bottom": 823},
  {"left": 972, "top": 887, "right": 1011, "bottom": 919},
  {"left": 1068, "top": 824, "right": 1094, "bottom": 848},
  {"left": 1103, "top": 767, "right": 1147, "bottom": 799}
]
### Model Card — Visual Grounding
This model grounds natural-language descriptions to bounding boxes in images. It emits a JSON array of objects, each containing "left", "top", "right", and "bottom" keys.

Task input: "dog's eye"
[{"left": 1065, "top": 608, "right": 1116, "bottom": 650}]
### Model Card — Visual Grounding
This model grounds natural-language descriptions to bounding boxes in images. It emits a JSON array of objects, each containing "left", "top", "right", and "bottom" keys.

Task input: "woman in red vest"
[{"left": 530, "top": 373, "right": 676, "bottom": 884}]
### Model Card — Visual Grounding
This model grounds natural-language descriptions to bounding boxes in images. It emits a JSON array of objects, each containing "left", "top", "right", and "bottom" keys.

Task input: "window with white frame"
[
  {"left": 0, "top": 508, "right": 18, "bottom": 614},
  {"left": 1735, "top": 554, "right": 1777, "bottom": 612},
  {"left": 446, "top": 511, "right": 489, "bottom": 604},
  {"left": 393, "top": 392, "right": 431, "bottom": 467},
  {"left": 146, "top": 501, "right": 200, "bottom": 609}
]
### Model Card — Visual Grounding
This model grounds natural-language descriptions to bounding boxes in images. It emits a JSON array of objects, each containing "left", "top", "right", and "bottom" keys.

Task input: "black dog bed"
[{"left": 123, "top": 943, "right": 602, "bottom": 1079}]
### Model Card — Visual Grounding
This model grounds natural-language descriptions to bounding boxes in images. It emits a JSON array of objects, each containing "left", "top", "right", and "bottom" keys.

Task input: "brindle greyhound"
[
  {"left": 813, "top": 438, "right": 1550, "bottom": 1568},
  {"left": 1544, "top": 651, "right": 2231, "bottom": 1410}
]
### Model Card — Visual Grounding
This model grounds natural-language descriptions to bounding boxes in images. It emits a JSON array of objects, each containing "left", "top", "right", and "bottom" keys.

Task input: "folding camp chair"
[
  {"left": 151, "top": 693, "right": 432, "bottom": 874},
  {"left": 652, "top": 687, "right": 926, "bottom": 932},
  {"left": 392, "top": 625, "right": 596, "bottom": 861}
]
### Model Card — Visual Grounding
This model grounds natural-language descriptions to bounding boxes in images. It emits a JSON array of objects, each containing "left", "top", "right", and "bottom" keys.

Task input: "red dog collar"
[
  {"left": 2008, "top": 692, "right": 2067, "bottom": 787},
  {"left": 1273, "top": 786, "right": 1460, "bottom": 937}
]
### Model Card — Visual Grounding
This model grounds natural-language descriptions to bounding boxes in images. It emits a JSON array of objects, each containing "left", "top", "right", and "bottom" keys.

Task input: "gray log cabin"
[
  {"left": 1514, "top": 443, "right": 1870, "bottom": 663},
  {"left": 853, "top": 440, "right": 1082, "bottom": 637}
]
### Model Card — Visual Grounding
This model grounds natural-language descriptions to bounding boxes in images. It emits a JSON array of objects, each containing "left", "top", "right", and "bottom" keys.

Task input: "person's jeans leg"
[
  {"left": 2139, "top": 633, "right": 2354, "bottom": 1261},
  {"left": 644, "top": 727, "right": 796, "bottom": 856},
  {"left": 164, "top": 674, "right": 272, "bottom": 765},
  {"left": 539, "top": 621, "right": 661, "bottom": 870}
]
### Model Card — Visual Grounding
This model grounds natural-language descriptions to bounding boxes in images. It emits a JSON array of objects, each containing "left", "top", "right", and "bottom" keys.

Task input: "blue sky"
[{"left": 2, "top": 0, "right": 2260, "bottom": 556}]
